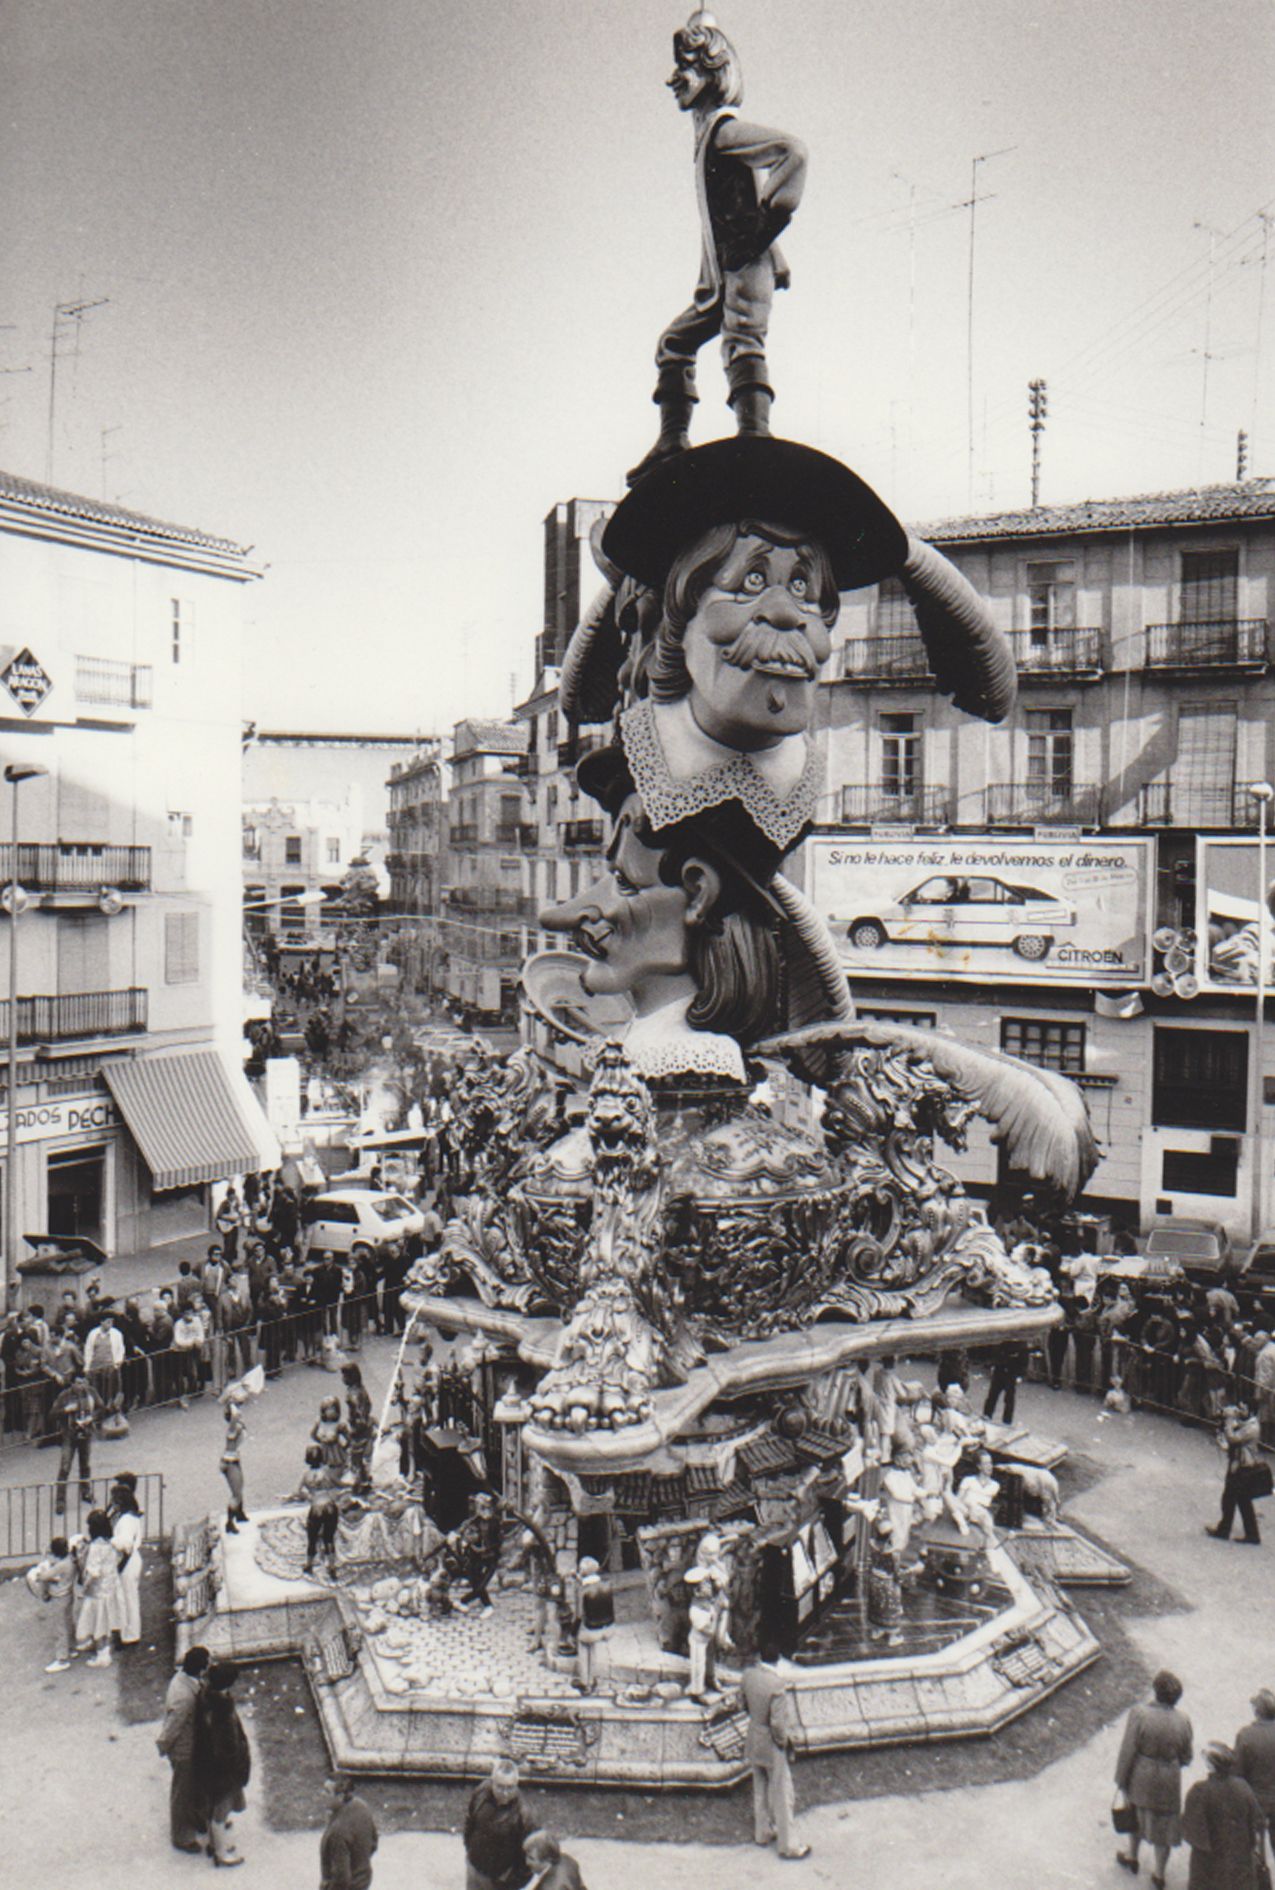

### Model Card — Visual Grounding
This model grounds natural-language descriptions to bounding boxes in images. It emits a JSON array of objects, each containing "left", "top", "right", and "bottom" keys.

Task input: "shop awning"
[{"left": 104, "top": 1050, "right": 278, "bottom": 1191}]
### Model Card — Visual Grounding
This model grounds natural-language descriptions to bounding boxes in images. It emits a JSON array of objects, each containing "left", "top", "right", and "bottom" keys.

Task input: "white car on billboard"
[{"left": 839, "top": 873, "right": 1077, "bottom": 962}]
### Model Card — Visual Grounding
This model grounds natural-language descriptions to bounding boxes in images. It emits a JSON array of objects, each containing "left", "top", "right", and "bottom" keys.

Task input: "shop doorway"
[{"left": 47, "top": 1145, "right": 106, "bottom": 1245}]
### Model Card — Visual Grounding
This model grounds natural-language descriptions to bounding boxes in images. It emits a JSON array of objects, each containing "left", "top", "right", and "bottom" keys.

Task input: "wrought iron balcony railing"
[
  {"left": 1008, "top": 627, "right": 1105, "bottom": 674},
  {"left": 838, "top": 785, "right": 950, "bottom": 825},
  {"left": 561, "top": 818, "right": 604, "bottom": 850},
  {"left": 985, "top": 782, "right": 1102, "bottom": 825},
  {"left": 0, "top": 988, "right": 148, "bottom": 1046},
  {"left": 1144, "top": 619, "right": 1268, "bottom": 668},
  {"left": 1139, "top": 781, "right": 1269, "bottom": 829},
  {"left": 74, "top": 656, "right": 154, "bottom": 709},
  {"left": 840, "top": 635, "right": 934, "bottom": 682},
  {"left": 0, "top": 844, "right": 151, "bottom": 891}
]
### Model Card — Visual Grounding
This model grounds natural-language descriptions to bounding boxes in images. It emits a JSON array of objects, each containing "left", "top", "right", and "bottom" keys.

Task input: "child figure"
[
  {"left": 955, "top": 1449, "right": 1002, "bottom": 1551},
  {"left": 292, "top": 1445, "right": 341, "bottom": 1578},
  {"left": 311, "top": 1397, "right": 349, "bottom": 1474},
  {"left": 26, "top": 1534, "right": 80, "bottom": 1672}
]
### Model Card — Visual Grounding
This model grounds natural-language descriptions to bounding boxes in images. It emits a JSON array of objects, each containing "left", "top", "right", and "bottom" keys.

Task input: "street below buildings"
[{"left": 2, "top": 1363, "right": 1268, "bottom": 1890}]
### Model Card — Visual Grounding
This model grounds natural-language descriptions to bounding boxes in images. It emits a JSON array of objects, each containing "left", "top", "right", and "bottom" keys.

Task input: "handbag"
[
  {"left": 1111, "top": 1794, "right": 1138, "bottom": 1836},
  {"left": 1233, "top": 1460, "right": 1275, "bottom": 1502}
]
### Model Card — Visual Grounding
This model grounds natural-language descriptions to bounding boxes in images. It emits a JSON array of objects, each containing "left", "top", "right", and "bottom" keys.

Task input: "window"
[
  {"left": 1026, "top": 561, "right": 1076, "bottom": 641},
  {"left": 167, "top": 811, "right": 193, "bottom": 841},
  {"left": 1181, "top": 549, "right": 1238, "bottom": 624},
  {"left": 243, "top": 826, "right": 259, "bottom": 858},
  {"left": 880, "top": 712, "right": 920, "bottom": 799},
  {"left": 1162, "top": 1143, "right": 1239, "bottom": 1198},
  {"left": 285, "top": 835, "right": 302, "bottom": 865},
  {"left": 164, "top": 911, "right": 199, "bottom": 985},
  {"left": 280, "top": 884, "right": 307, "bottom": 935},
  {"left": 1001, "top": 1017, "right": 1085, "bottom": 1074},
  {"left": 171, "top": 598, "right": 192, "bottom": 664},
  {"left": 327, "top": 838, "right": 341, "bottom": 865},
  {"left": 874, "top": 577, "right": 914, "bottom": 634},
  {"left": 858, "top": 1006, "right": 938, "bottom": 1029},
  {"left": 1026, "top": 707, "right": 1073, "bottom": 797},
  {"left": 1152, "top": 1027, "right": 1247, "bottom": 1132}
]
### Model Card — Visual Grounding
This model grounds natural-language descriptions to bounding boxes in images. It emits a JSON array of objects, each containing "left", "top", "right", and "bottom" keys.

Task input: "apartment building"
[
  {"left": 440, "top": 719, "right": 530, "bottom": 1019},
  {"left": 804, "top": 479, "right": 1275, "bottom": 1239},
  {"left": 385, "top": 740, "right": 446, "bottom": 990},
  {"left": 0, "top": 471, "right": 276, "bottom": 1284}
]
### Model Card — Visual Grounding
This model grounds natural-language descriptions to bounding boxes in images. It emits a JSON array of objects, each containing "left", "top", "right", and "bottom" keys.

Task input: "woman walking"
[
  {"left": 109, "top": 1474, "right": 144, "bottom": 1646},
  {"left": 191, "top": 1662, "right": 251, "bottom": 1867},
  {"left": 219, "top": 1390, "right": 249, "bottom": 1536},
  {"left": 1115, "top": 1669, "right": 1194, "bottom": 1887},
  {"left": 76, "top": 1509, "right": 123, "bottom": 1667},
  {"left": 1206, "top": 1401, "right": 1267, "bottom": 1546},
  {"left": 1183, "top": 1744, "right": 1264, "bottom": 1890}
]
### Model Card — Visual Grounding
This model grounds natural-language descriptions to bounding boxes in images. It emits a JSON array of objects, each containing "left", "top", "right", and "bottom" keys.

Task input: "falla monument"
[{"left": 181, "top": 12, "right": 1127, "bottom": 1786}]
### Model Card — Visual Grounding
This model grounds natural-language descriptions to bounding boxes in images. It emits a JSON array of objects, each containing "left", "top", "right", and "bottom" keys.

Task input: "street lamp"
[
  {"left": 1249, "top": 780, "right": 1274, "bottom": 1243},
  {"left": 4, "top": 760, "right": 49, "bottom": 1312}
]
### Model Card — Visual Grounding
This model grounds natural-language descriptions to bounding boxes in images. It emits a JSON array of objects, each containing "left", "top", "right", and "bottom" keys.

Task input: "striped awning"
[{"left": 104, "top": 1050, "right": 275, "bottom": 1191}]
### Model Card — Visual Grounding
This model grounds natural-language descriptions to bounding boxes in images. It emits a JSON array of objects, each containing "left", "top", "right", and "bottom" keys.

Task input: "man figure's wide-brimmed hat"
[{"left": 602, "top": 435, "right": 907, "bottom": 593}]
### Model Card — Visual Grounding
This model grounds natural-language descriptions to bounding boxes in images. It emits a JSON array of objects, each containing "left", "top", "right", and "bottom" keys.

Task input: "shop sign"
[
  {"left": 2, "top": 647, "right": 54, "bottom": 716},
  {"left": 0, "top": 1094, "right": 120, "bottom": 1146},
  {"left": 805, "top": 832, "right": 1153, "bottom": 986},
  {"left": 1196, "top": 836, "right": 1275, "bottom": 992}
]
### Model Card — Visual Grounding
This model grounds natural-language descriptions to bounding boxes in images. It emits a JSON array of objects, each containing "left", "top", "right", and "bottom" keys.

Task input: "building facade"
[
  {"left": 242, "top": 795, "right": 365, "bottom": 943},
  {"left": 440, "top": 719, "right": 530, "bottom": 1019},
  {"left": 804, "top": 479, "right": 1275, "bottom": 1241},
  {"left": 0, "top": 472, "right": 276, "bottom": 1287},
  {"left": 385, "top": 740, "right": 445, "bottom": 990}
]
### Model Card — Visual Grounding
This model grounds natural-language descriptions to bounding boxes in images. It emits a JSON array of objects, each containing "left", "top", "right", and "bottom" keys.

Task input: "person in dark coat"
[
  {"left": 463, "top": 1758, "right": 533, "bottom": 1890},
  {"left": 1116, "top": 1668, "right": 1194, "bottom": 1886},
  {"left": 190, "top": 1662, "right": 251, "bottom": 1867},
  {"left": 524, "top": 1828, "right": 586, "bottom": 1890},
  {"left": 155, "top": 1644, "right": 210, "bottom": 1852},
  {"left": 1183, "top": 1743, "right": 1264, "bottom": 1890},
  {"left": 319, "top": 1772, "right": 379, "bottom": 1890},
  {"left": 1235, "top": 1689, "right": 1275, "bottom": 1862}
]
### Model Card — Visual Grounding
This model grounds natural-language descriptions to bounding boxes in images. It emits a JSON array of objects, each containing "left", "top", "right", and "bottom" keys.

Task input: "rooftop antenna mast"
[
  {"left": 1193, "top": 220, "right": 1224, "bottom": 480},
  {"left": 45, "top": 295, "right": 108, "bottom": 484},
  {"left": 965, "top": 148, "right": 1015, "bottom": 509},
  {"left": 1028, "top": 379, "right": 1048, "bottom": 507}
]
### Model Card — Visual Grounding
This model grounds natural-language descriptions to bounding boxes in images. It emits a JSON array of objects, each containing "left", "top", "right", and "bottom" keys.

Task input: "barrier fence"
[{"left": 0, "top": 1470, "right": 165, "bottom": 1567}]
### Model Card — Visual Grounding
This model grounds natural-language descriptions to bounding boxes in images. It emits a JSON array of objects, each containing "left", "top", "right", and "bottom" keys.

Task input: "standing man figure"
[
  {"left": 628, "top": 8, "right": 807, "bottom": 483},
  {"left": 740, "top": 1643, "right": 811, "bottom": 1860},
  {"left": 1236, "top": 1688, "right": 1275, "bottom": 1863},
  {"left": 50, "top": 1368, "right": 102, "bottom": 1513},
  {"left": 463, "top": 1758, "right": 533, "bottom": 1890},
  {"left": 156, "top": 1644, "right": 210, "bottom": 1853},
  {"left": 319, "top": 1771, "right": 379, "bottom": 1890}
]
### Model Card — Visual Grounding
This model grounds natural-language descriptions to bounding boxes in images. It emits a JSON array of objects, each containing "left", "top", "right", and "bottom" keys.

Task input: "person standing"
[
  {"left": 740, "top": 1643, "right": 811, "bottom": 1861},
  {"left": 463, "top": 1758, "right": 533, "bottom": 1890},
  {"left": 220, "top": 1391, "right": 249, "bottom": 1535},
  {"left": 191, "top": 1662, "right": 251, "bottom": 1867},
  {"left": 983, "top": 1339, "right": 1030, "bottom": 1423},
  {"left": 1206, "top": 1401, "right": 1266, "bottom": 1546},
  {"left": 341, "top": 1363, "right": 375, "bottom": 1493},
  {"left": 1236, "top": 1688, "right": 1275, "bottom": 1864},
  {"left": 50, "top": 1368, "right": 102, "bottom": 1514},
  {"left": 25, "top": 1534, "right": 79, "bottom": 1672},
  {"left": 76, "top": 1509, "right": 123, "bottom": 1666},
  {"left": 1183, "top": 1743, "right": 1264, "bottom": 1890},
  {"left": 1115, "top": 1669, "right": 1194, "bottom": 1886},
  {"left": 319, "top": 1772, "right": 379, "bottom": 1890},
  {"left": 156, "top": 1645, "right": 211, "bottom": 1853},
  {"left": 109, "top": 1475, "right": 144, "bottom": 1646}
]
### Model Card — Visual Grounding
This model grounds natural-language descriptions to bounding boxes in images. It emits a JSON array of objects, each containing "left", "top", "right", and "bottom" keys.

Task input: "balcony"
[
  {"left": 841, "top": 635, "right": 933, "bottom": 684},
  {"left": 1009, "top": 627, "right": 1105, "bottom": 678},
  {"left": 448, "top": 824, "right": 479, "bottom": 848},
  {"left": 1144, "top": 619, "right": 1268, "bottom": 670},
  {"left": 557, "top": 731, "right": 609, "bottom": 767},
  {"left": 493, "top": 823, "right": 523, "bottom": 846},
  {"left": 516, "top": 823, "right": 540, "bottom": 850},
  {"left": 75, "top": 656, "right": 153, "bottom": 710},
  {"left": 0, "top": 988, "right": 148, "bottom": 1046},
  {"left": 1139, "top": 781, "right": 1269, "bottom": 829},
  {"left": 838, "top": 785, "right": 950, "bottom": 825},
  {"left": 561, "top": 818, "right": 604, "bottom": 850},
  {"left": 0, "top": 843, "right": 151, "bottom": 891},
  {"left": 513, "top": 752, "right": 540, "bottom": 780},
  {"left": 985, "top": 782, "right": 1102, "bottom": 826}
]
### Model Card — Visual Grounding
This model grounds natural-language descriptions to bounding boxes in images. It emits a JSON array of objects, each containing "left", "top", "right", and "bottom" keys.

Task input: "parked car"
[
  {"left": 1140, "top": 1217, "right": 1236, "bottom": 1279},
  {"left": 1240, "top": 1229, "right": 1275, "bottom": 1284},
  {"left": 302, "top": 1188, "right": 424, "bottom": 1260},
  {"left": 840, "top": 874, "right": 1077, "bottom": 962}
]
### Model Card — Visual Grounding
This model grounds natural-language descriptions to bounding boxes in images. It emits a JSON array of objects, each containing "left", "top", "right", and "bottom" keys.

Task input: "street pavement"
[{"left": 2, "top": 1357, "right": 1270, "bottom": 1890}]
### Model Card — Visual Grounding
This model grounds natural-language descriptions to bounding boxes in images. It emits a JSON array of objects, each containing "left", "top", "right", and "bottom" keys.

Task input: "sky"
[{"left": 3, "top": 0, "right": 1273, "bottom": 737}]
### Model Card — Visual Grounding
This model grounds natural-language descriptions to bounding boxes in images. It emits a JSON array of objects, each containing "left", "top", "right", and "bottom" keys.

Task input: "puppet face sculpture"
[
  {"left": 660, "top": 529, "right": 836, "bottom": 751},
  {"left": 540, "top": 795, "right": 699, "bottom": 1008}
]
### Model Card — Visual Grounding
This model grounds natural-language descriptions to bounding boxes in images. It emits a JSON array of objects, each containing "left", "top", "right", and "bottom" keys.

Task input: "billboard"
[
  {"left": 1195, "top": 836, "right": 1275, "bottom": 992},
  {"left": 806, "top": 834, "right": 1153, "bottom": 986}
]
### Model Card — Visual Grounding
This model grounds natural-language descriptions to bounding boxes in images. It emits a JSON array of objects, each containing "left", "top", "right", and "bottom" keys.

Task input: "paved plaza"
[{"left": 2, "top": 1345, "right": 1269, "bottom": 1890}]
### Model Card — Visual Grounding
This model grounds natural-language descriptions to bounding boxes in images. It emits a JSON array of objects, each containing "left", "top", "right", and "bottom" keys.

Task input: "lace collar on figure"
[
  {"left": 620, "top": 697, "right": 820, "bottom": 853},
  {"left": 622, "top": 995, "right": 746, "bottom": 1085}
]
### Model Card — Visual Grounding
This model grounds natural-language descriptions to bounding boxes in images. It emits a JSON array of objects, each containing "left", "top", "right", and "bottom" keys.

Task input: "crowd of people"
[{"left": 1114, "top": 1673, "right": 1275, "bottom": 1890}]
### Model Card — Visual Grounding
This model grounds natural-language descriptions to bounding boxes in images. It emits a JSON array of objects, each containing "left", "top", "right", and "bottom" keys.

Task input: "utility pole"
[
  {"left": 1193, "top": 221, "right": 1223, "bottom": 480},
  {"left": 965, "top": 148, "right": 1015, "bottom": 509},
  {"left": 45, "top": 295, "right": 108, "bottom": 484},
  {"left": 1028, "top": 379, "right": 1048, "bottom": 507}
]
